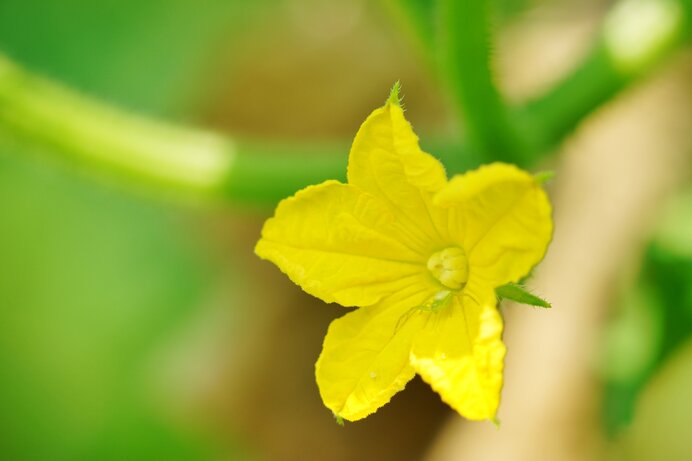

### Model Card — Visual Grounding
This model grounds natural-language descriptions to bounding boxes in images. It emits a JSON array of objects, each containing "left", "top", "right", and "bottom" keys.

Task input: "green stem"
[
  {"left": 0, "top": 0, "right": 688, "bottom": 207},
  {"left": 517, "top": 0, "right": 690, "bottom": 154},
  {"left": 0, "top": 54, "right": 346, "bottom": 207},
  {"left": 221, "top": 142, "right": 346, "bottom": 207},
  {"left": 438, "top": 0, "right": 527, "bottom": 164}
]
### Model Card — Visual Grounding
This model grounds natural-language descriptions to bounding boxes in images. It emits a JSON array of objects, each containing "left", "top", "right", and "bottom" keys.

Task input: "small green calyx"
[
  {"left": 496, "top": 283, "right": 551, "bottom": 308},
  {"left": 534, "top": 170, "right": 555, "bottom": 184},
  {"left": 427, "top": 247, "right": 469, "bottom": 290}
]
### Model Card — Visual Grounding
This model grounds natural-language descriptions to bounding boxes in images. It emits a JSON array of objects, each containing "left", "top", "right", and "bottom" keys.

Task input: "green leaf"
[
  {"left": 602, "top": 187, "right": 692, "bottom": 436},
  {"left": 496, "top": 283, "right": 551, "bottom": 308}
]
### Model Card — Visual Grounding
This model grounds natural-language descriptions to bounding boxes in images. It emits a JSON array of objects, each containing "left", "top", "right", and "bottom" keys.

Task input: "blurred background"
[{"left": 0, "top": 0, "right": 690, "bottom": 460}]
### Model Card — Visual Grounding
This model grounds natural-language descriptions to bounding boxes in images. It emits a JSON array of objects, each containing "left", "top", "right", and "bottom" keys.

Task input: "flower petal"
[
  {"left": 410, "top": 283, "right": 505, "bottom": 420},
  {"left": 434, "top": 162, "right": 553, "bottom": 285},
  {"left": 347, "top": 101, "right": 449, "bottom": 254},
  {"left": 256, "top": 180, "right": 430, "bottom": 307},
  {"left": 316, "top": 286, "right": 433, "bottom": 421}
]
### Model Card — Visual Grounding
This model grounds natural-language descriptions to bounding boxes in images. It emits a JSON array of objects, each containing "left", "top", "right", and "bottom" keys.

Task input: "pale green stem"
[
  {"left": 0, "top": 53, "right": 347, "bottom": 206},
  {"left": 0, "top": 0, "right": 688, "bottom": 206}
]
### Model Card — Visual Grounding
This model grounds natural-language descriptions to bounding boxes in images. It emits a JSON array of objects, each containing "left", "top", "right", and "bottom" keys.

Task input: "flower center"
[{"left": 427, "top": 246, "right": 469, "bottom": 290}]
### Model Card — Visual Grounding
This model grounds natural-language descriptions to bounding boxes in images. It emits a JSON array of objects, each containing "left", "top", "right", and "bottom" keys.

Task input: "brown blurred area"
[
  {"left": 149, "top": 1, "right": 692, "bottom": 460},
  {"left": 200, "top": 1, "right": 450, "bottom": 140}
]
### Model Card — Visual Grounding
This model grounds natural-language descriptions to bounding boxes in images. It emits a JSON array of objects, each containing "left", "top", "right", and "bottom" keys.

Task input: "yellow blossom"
[{"left": 255, "top": 85, "right": 553, "bottom": 422}]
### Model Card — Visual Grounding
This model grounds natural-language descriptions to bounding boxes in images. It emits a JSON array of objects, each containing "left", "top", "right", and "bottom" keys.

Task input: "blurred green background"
[
  {"left": 0, "top": 1, "right": 690, "bottom": 460},
  {"left": 0, "top": 1, "right": 254, "bottom": 459}
]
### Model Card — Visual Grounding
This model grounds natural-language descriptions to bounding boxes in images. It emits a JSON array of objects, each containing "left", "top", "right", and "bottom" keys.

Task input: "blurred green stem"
[
  {"left": 517, "top": 0, "right": 691, "bottom": 153},
  {"left": 0, "top": 54, "right": 346, "bottom": 206},
  {"left": 438, "top": 0, "right": 527, "bottom": 164},
  {"left": 390, "top": 0, "right": 690, "bottom": 163},
  {"left": 0, "top": 0, "right": 689, "bottom": 207}
]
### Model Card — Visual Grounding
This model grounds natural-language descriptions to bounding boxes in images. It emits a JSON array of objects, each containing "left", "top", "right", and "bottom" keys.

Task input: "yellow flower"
[{"left": 255, "top": 85, "right": 553, "bottom": 422}]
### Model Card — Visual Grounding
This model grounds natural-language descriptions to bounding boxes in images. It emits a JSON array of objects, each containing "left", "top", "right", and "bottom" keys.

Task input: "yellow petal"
[
  {"left": 316, "top": 286, "right": 433, "bottom": 421},
  {"left": 347, "top": 100, "right": 449, "bottom": 254},
  {"left": 435, "top": 162, "right": 553, "bottom": 285},
  {"left": 256, "top": 180, "right": 429, "bottom": 307},
  {"left": 410, "top": 283, "right": 505, "bottom": 420}
]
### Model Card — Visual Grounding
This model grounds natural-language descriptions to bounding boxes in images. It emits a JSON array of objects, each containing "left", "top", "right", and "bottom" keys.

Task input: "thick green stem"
[
  {"left": 516, "top": 0, "right": 690, "bottom": 153},
  {"left": 0, "top": 54, "right": 347, "bottom": 206},
  {"left": 438, "top": 0, "right": 527, "bottom": 164},
  {"left": 0, "top": 0, "right": 688, "bottom": 207},
  {"left": 221, "top": 142, "right": 346, "bottom": 207},
  {"left": 388, "top": 0, "right": 690, "bottom": 163}
]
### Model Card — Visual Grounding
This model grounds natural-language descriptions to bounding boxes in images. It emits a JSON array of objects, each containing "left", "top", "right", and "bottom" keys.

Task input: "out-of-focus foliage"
[
  {"left": 616, "top": 335, "right": 692, "bottom": 461},
  {"left": 0, "top": 0, "right": 263, "bottom": 459},
  {"left": 0, "top": 141, "right": 214, "bottom": 460},
  {"left": 0, "top": 0, "right": 690, "bottom": 460},
  {"left": 602, "top": 187, "right": 692, "bottom": 436},
  {"left": 0, "top": 0, "right": 264, "bottom": 116}
]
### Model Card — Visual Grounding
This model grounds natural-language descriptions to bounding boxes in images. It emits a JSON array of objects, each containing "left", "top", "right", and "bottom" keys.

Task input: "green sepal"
[
  {"left": 496, "top": 283, "right": 551, "bottom": 308},
  {"left": 535, "top": 170, "right": 555, "bottom": 184},
  {"left": 333, "top": 413, "right": 345, "bottom": 426}
]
